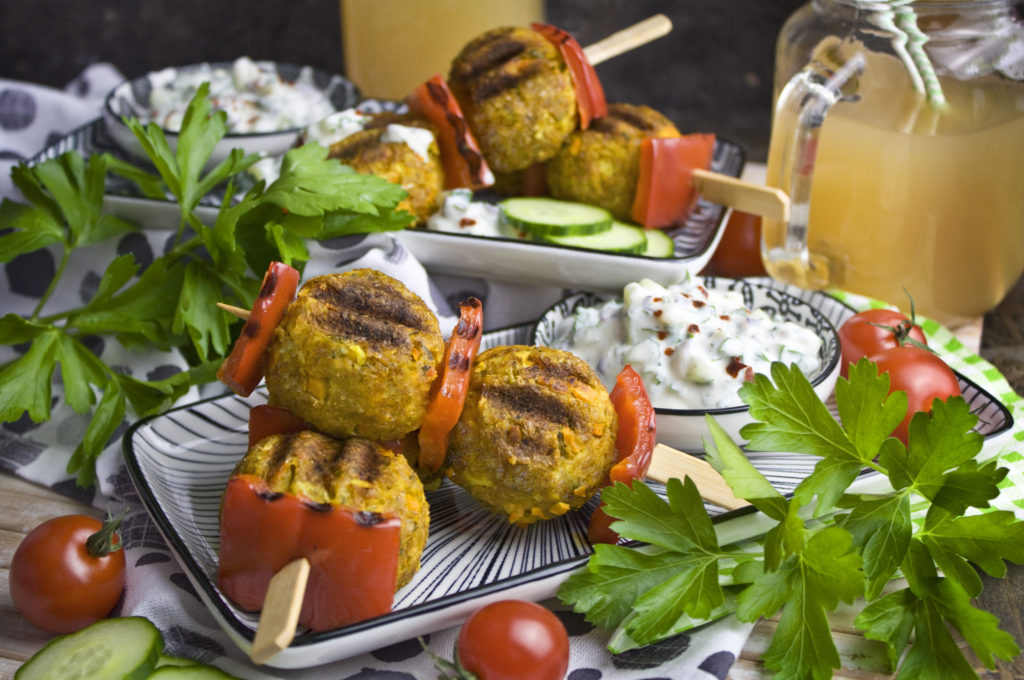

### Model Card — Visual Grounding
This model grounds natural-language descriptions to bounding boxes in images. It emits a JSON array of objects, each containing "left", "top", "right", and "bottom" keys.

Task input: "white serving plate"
[
  {"left": 123, "top": 319, "right": 1013, "bottom": 669},
  {"left": 30, "top": 116, "right": 743, "bottom": 292}
]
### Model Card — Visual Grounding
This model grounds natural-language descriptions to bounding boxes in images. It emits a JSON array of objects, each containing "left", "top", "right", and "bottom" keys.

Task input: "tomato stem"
[{"left": 85, "top": 510, "right": 126, "bottom": 558}]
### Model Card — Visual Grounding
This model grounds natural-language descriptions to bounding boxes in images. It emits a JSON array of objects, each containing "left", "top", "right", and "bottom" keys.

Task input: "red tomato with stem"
[
  {"left": 457, "top": 600, "right": 569, "bottom": 680},
  {"left": 870, "top": 345, "right": 961, "bottom": 445},
  {"left": 839, "top": 308, "right": 927, "bottom": 378},
  {"left": 9, "top": 513, "right": 127, "bottom": 634}
]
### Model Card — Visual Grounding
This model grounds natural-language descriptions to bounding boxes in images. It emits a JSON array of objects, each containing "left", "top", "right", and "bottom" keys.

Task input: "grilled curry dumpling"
[
  {"left": 446, "top": 345, "right": 618, "bottom": 525},
  {"left": 264, "top": 269, "right": 444, "bottom": 441},
  {"left": 235, "top": 430, "right": 429, "bottom": 588}
]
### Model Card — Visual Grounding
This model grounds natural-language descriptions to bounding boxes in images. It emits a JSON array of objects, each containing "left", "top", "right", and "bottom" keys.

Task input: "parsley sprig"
[
  {"left": 559, "top": 360, "right": 1024, "bottom": 679},
  {"left": 0, "top": 83, "right": 413, "bottom": 486}
]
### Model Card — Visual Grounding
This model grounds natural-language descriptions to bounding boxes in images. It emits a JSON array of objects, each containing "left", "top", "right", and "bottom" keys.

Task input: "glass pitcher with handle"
[{"left": 763, "top": 0, "right": 1024, "bottom": 327}]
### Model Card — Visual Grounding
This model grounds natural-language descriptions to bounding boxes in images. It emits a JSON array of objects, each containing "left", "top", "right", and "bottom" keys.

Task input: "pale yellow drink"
[
  {"left": 340, "top": 0, "right": 545, "bottom": 101},
  {"left": 763, "top": 47, "right": 1024, "bottom": 326}
]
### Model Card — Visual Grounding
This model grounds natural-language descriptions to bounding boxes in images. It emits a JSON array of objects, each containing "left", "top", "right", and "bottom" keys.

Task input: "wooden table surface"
[{"left": 3, "top": 289, "right": 1024, "bottom": 679}]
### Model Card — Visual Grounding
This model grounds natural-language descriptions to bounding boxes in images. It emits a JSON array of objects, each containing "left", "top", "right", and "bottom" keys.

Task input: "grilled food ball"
[
  {"left": 448, "top": 26, "right": 578, "bottom": 174},
  {"left": 446, "top": 345, "right": 618, "bottom": 525},
  {"left": 236, "top": 431, "right": 429, "bottom": 588},
  {"left": 264, "top": 269, "right": 444, "bottom": 441},
  {"left": 545, "top": 103, "right": 681, "bottom": 221},
  {"left": 327, "top": 113, "right": 444, "bottom": 223}
]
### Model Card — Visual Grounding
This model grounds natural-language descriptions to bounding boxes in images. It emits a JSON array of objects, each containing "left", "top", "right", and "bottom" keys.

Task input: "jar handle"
[{"left": 764, "top": 53, "right": 865, "bottom": 284}]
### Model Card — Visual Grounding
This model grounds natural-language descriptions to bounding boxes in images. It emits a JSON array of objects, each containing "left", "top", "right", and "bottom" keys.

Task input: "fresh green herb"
[
  {"left": 0, "top": 82, "right": 413, "bottom": 486},
  {"left": 559, "top": 360, "right": 1024, "bottom": 679}
]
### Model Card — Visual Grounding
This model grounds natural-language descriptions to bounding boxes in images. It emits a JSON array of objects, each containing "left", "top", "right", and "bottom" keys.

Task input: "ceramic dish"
[
  {"left": 103, "top": 59, "right": 359, "bottom": 167},
  {"left": 124, "top": 319, "right": 1013, "bottom": 669},
  {"left": 29, "top": 115, "right": 743, "bottom": 292},
  {"left": 533, "top": 276, "right": 1012, "bottom": 452}
]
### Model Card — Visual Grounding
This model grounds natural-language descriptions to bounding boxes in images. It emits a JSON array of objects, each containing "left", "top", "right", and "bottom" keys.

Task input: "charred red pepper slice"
[
  {"left": 407, "top": 75, "right": 494, "bottom": 191},
  {"left": 632, "top": 134, "right": 717, "bottom": 229},
  {"left": 588, "top": 365, "right": 657, "bottom": 545},
  {"left": 218, "top": 474, "right": 401, "bottom": 632},
  {"left": 217, "top": 262, "right": 301, "bottom": 397},
  {"left": 248, "top": 405, "right": 310, "bottom": 449},
  {"left": 417, "top": 297, "right": 483, "bottom": 472},
  {"left": 532, "top": 22, "right": 608, "bottom": 129}
]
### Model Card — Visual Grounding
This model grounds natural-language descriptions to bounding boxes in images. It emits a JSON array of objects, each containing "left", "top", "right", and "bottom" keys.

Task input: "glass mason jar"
[{"left": 763, "top": 0, "right": 1024, "bottom": 326}]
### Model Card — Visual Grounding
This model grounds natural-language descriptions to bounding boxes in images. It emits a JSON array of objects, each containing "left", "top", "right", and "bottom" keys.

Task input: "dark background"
[{"left": 0, "top": 0, "right": 806, "bottom": 162}]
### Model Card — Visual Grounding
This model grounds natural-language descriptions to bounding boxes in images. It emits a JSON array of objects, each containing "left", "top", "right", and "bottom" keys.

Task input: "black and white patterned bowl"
[
  {"left": 533, "top": 277, "right": 843, "bottom": 452},
  {"left": 102, "top": 59, "right": 359, "bottom": 167}
]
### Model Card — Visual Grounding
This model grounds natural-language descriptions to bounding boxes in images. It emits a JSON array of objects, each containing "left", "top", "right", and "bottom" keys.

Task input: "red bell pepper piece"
[
  {"left": 248, "top": 405, "right": 310, "bottom": 449},
  {"left": 218, "top": 474, "right": 401, "bottom": 632},
  {"left": 407, "top": 75, "right": 494, "bottom": 191},
  {"left": 587, "top": 365, "right": 657, "bottom": 545},
  {"left": 632, "top": 134, "right": 717, "bottom": 229},
  {"left": 417, "top": 297, "right": 483, "bottom": 472},
  {"left": 217, "top": 262, "right": 301, "bottom": 397},
  {"left": 532, "top": 23, "right": 608, "bottom": 129}
]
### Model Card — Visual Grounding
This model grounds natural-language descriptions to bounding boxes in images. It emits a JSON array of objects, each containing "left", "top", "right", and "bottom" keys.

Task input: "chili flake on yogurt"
[
  {"left": 145, "top": 57, "right": 338, "bottom": 133},
  {"left": 550, "top": 278, "right": 823, "bottom": 410}
]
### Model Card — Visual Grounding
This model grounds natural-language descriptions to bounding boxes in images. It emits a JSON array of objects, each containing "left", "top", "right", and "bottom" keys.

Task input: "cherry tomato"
[
  {"left": 458, "top": 600, "right": 569, "bottom": 680},
  {"left": 702, "top": 209, "right": 768, "bottom": 278},
  {"left": 839, "top": 308, "right": 928, "bottom": 378},
  {"left": 10, "top": 513, "right": 126, "bottom": 634},
  {"left": 870, "top": 345, "right": 961, "bottom": 445}
]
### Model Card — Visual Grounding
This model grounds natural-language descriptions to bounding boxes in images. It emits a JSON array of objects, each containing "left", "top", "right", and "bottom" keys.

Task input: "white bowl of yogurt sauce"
[
  {"left": 103, "top": 57, "right": 359, "bottom": 167},
  {"left": 533, "top": 275, "right": 842, "bottom": 452}
]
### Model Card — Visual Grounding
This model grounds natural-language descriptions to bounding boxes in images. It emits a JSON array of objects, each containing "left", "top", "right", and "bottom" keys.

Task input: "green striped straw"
[
  {"left": 894, "top": 3, "right": 949, "bottom": 109},
  {"left": 866, "top": 1, "right": 948, "bottom": 110}
]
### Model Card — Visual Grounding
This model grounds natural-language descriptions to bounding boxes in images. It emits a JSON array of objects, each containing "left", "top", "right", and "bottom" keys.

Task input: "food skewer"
[
  {"left": 249, "top": 557, "right": 310, "bottom": 665},
  {"left": 219, "top": 291, "right": 745, "bottom": 663},
  {"left": 582, "top": 14, "right": 674, "bottom": 66},
  {"left": 216, "top": 301, "right": 745, "bottom": 509}
]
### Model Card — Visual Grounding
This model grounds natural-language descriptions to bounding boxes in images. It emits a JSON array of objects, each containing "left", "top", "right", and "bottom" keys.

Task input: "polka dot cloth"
[
  {"left": 0, "top": 66, "right": 753, "bottom": 679},
  {"left": 4, "top": 65, "right": 1023, "bottom": 680}
]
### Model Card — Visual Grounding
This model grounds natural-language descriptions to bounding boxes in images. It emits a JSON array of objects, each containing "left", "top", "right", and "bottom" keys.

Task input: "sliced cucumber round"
[
  {"left": 499, "top": 197, "right": 613, "bottom": 237},
  {"left": 642, "top": 227, "right": 675, "bottom": 258},
  {"left": 15, "top": 617, "right": 162, "bottom": 680},
  {"left": 542, "top": 220, "right": 648, "bottom": 254}
]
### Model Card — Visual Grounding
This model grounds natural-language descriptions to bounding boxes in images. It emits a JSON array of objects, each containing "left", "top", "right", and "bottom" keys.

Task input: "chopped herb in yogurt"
[
  {"left": 145, "top": 57, "right": 338, "bottom": 133},
  {"left": 549, "top": 277, "right": 824, "bottom": 409}
]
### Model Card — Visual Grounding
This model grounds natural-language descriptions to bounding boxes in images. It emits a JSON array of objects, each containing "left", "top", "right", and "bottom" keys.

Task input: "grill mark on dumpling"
[
  {"left": 607, "top": 106, "right": 662, "bottom": 133},
  {"left": 306, "top": 276, "right": 430, "bottom": 347},
  {"left": 329, "top": 438, "right": 386, "bottom": 486},
  {"left": 470, "top": 61, "right": 548, "bottom": 103},
  {"left": 452, "top": 30, "right": 526, "bottom": 80},
  {"left": 483, "top": 383, "right": 581, "bottom": 430},
  {"left": 527, "top": 355, "right": 596, "bottom": 389},
  {"left": 255, "top": 433, "right": 387, "bottom": 499},
  {"left": 327, "top": 130, "right": 380, "bottom": 159}
]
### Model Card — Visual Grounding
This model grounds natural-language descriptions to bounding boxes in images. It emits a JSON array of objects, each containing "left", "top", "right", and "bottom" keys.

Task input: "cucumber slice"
[
  {"left": 642, "top": 227, "right": 675, "bottom": 257},
  {"left": 147, "top": 665, "right": 240, "bottom": 679},
  {"left": 500, "top": 197, "right": 613, "bottom": 237},
  {"left": 15, "top": 617, "right": 162, "bottom": 680},
  {"left": 543, "top": 220, "right": 648, "bottom": 254}
]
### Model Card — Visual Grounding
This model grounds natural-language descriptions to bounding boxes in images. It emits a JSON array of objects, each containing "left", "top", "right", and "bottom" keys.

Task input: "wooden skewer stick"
[
  {"left": 692, "top": 170, "right": 791, "bottom": 223},
  {"left": 218, "top": 302, "right": 251, "bottom": 321},
  {"left": 583, "top": 14, "right": 673, "bottom": 66},
  {"left": 250, "top": 557, "right": 311, "bottom": 665},
  {"left": 647, "top": 443, "right": 747, "bottom": 511}
]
